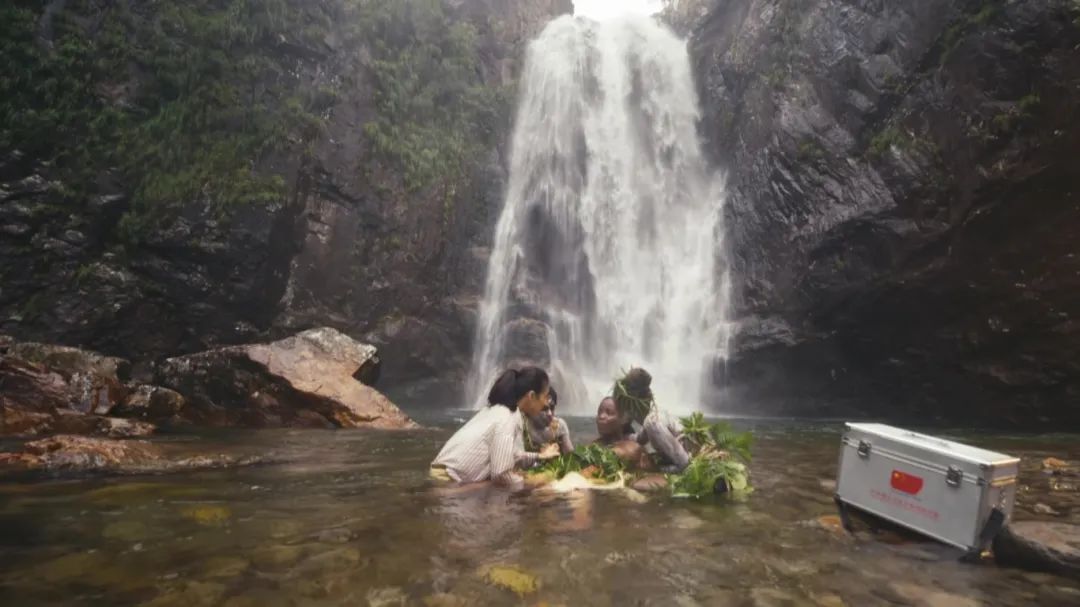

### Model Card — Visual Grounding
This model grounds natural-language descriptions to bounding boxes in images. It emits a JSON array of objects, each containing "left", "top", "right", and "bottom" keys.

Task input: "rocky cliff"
[
  {"left": 680, "top": 0, "right": 1080, "bottom": 425},
  {"left": 0, "top": 0, "right": 571, "bottom": 397}
]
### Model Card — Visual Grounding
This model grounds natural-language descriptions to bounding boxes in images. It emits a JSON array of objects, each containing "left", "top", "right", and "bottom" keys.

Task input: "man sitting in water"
[{"left": 517, "top": 387, "right": 574, "bottom": 469}]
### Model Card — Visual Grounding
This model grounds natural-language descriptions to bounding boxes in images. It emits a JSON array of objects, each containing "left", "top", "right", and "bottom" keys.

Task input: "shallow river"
[{"left": 2, "top": 412, "right": 1079, "bottom": 606}]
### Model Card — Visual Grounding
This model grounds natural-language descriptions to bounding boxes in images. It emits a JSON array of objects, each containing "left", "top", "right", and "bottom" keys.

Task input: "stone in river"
[
  {"left": 993, "top": 521, "right": 1080, "bottom": 579},
  {"left": 158, "top": 327, "right": 417, "bottom": 429}
]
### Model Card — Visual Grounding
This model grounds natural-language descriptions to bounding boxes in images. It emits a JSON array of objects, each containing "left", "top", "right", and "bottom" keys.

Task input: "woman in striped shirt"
[{"left": 431, "top": 367, "right": 553, "bottom": 486}]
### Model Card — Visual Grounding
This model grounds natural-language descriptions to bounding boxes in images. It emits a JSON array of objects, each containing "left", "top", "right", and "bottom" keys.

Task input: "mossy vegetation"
[
  {"left": 991, "top": 93, "right": 1041, "bottom": 134},
  {"left": 866, "top": 122, "right": 939, "bottom": 161},
  {"left": 760, "top": 2, "right": 808, "bottom": 90},
  {"left": 351, "top": 0, "right": 510, "bottom": 193},
  {"left": 867, "top": 126, "right": 906, "bottom": 159},
  {"left": 1, "top": 1, "right": 334, "bottom": 239},
  {"left": 939, "top": 1, "right": 1005, "bottom": 66},
  {"left": 1, "top": 0, "right": 506, "bottom": 239}
]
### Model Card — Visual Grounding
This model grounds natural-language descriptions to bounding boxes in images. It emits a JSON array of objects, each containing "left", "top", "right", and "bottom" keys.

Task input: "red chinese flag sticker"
[{"left": 890, "top": 470, "right": 923, "bottom": 495}]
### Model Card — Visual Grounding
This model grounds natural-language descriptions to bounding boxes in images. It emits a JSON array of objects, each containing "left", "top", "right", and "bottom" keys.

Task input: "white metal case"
[{"left": 835, "top": 423, "right": 1019, "bottom": 552}]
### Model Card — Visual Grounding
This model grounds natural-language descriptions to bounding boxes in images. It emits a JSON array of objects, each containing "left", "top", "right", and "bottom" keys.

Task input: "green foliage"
[
  {"left": 1, "top": 0, "right": 334, "bottom": 238},
  {"left": 866, "top": 123, "right": 938, "bottom": 161},
  {"left": 679, "top": 412, "right": 754, "bottom": 464},
  {"left": 350, "top": 0, "right": 509, "bottom": 193},
  {"left": 669, "top": 413, "right": 754, "bottom": 499},
  {"left": 868, "top": 126, "right": 904, "bottom": 159},
  {"left": 535, "top": 444, "right": 626, "bottom": 483},
  {"left": 1017, "top": 93, "right": 1041, "bottom": 114},
  {"left": 990, "top": 93, "right": 1041, "bottom": 134},
  {"left": 669, "top": 458, "right": 750, "bottom": 499}
]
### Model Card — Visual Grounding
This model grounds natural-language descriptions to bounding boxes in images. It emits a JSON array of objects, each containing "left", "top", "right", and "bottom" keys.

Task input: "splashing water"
[{"left": 467, "top": 14, "right": 731, "bottom": 414}]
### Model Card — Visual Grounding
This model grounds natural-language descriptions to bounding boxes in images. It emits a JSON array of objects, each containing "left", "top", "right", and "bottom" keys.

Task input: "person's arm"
[
  {"left": 556, "top": 418, "right": 574, "bottom": 454},
  {"left": 642, "top": 410, "right": 691, "bottom": 472},
  {"left": 636, "top": 424, "right": 649, "bottom": 445},
  {"left": 490, "top": 411, "right": 524, "bottom": 486},
  {"left": 515, "top": 425, "right": 541, "bottom": 468}
]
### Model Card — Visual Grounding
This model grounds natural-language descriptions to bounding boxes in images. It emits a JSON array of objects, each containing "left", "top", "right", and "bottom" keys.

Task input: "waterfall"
[{"left": 466, "top": 14, "right": 731, "bottom": 414}]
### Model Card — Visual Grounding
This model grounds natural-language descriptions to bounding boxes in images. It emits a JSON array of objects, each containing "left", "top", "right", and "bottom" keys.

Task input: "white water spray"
[{"left": 467, "top": 14, "right": 731, "bottom": 414}]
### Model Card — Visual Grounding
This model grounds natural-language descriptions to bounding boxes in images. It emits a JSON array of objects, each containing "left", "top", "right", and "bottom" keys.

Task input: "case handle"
[
  {"left": 857, "top": 440, "right": 872, "bottom": 458},
  {"left": 946, "top": 466, "right": 963, "bottom": 487}
]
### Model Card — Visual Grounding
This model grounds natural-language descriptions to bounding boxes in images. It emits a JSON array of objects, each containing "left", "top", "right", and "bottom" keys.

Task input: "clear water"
[{"left": 2, "top": 413, "right": 1079, "bottom": 606}]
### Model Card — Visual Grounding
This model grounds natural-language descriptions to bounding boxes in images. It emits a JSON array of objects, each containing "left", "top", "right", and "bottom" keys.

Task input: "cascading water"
[{"left": 467, "top": 13, "right": 731, "bottom": 414}]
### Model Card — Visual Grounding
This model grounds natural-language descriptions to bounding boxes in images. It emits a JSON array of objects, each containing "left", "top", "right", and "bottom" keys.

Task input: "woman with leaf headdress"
[{"left": 610, "top": 367, "right": 691, "bottom": 473}]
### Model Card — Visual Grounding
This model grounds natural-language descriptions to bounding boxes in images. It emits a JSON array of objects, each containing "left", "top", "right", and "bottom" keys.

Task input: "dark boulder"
[{"left": 993, "top": 521, "right": 1080, "bottom": 579}]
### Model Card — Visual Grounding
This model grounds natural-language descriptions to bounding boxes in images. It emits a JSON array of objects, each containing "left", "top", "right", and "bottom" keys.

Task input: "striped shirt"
[{"left": 432, "top": 405, "right": 522, "bottom": 485}]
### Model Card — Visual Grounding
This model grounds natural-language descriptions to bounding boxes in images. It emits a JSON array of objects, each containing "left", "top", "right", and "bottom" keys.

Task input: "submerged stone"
[
  {"left": 201, "top": 555, "right": 250, "bottom": 579},
  {"left": 250, "top": 544, "right": 306, "bottom": 570},
  {"left": 141, "top": 581, "right": 227, "bottom": 607},
  {"left": 814, "top": 515, "right": 846, "bottom": 535},
  {"left": 423, "top": 593, "right": 468, "bottom": 607},
  {"left": 480, "top": 564, "right": 539, "bottom": 597},
  {"left": 366, "top": 586, "right": 408, "bottom": 607},
  {"left": 85, "top": 482, "right": 210, "bottom": 505},
  {"left": 181, "top": 505, "right": 232, "bottom": 526},
  {"left": 102, "top": 520, "right": 150, "bottom": 542},
  {"left": 751, "top": 587, "right": 800, "bottom": 606},
  {"left": 296, "top": 545, "right": 364, "bottom": 573}
]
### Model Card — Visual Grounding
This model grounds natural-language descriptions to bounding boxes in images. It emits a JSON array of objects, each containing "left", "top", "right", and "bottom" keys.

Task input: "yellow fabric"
[{"left": 428, "top": 466, "right": 453, "bottom": 482}]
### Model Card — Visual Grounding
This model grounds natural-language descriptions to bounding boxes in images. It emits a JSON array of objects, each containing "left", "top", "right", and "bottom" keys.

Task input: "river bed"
[{"left": 1, "top": 413, "right": 1079, "bottom": 606}]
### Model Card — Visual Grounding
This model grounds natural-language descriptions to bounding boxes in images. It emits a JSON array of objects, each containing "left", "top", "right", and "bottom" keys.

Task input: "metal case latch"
[
  {"left": 946, "top": 466, "right": 963, "bottom": 487},
  {"left": 857, "top": 440, "right": 872, "bottom": 458}
]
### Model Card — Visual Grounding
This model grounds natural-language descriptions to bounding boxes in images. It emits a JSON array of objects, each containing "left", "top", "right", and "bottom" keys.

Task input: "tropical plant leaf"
[
  {"left": 668, "top": 457, "right": 751, "bottom": 499},
  {"left": 534, "top": 444, "right": 625, "bottom": 483},
  {"left": 678, "top": 414, "right": 753, "bottom": 463}
]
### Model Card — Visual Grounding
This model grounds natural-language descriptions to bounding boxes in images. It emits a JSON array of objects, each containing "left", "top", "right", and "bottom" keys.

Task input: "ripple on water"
[{"left": 1, "top": 420, "right": 1079, "bottom": 606}]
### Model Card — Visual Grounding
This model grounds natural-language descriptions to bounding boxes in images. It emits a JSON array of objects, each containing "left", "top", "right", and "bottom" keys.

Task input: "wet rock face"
[
  {"left": 158, "top": 328, "right": 417, "bottom": 429},
  {"left": 0, "top": 0, "right": 572, "bottom": 397},
  {"left": 0, "top": 174, "right": 283, "bottom": 364},
  {"left": 112, "top": 385, "right": 187, "bottom": 421},
  {"left": 686, "top": 0, "right": 1080, "bottom": 423}
]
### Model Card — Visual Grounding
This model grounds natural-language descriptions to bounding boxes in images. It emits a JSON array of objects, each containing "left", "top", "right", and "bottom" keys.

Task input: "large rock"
[
  {"left": 158, "top": 328, "right": 417, "bottom": 429},
  {"left": 0, "top": 341, "right": 129, "bottom": 415},
  {"left": 112, "top": 385, "right": 186, "bottom": 421},
  {"left": 0, "top": 340, "right": 152, "bottom": 437},
  {"left": 0, "top": 435, "right": 160, "bottom": 474},
  {"left": 993, "top": 521, "right": 1080, "bottom": 579},
  {"left": 0, "top": 434, "right": 261, "bottom": 478},
  {"left": 685, "top": 0, "right": 1080, "bottom": 423}
]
